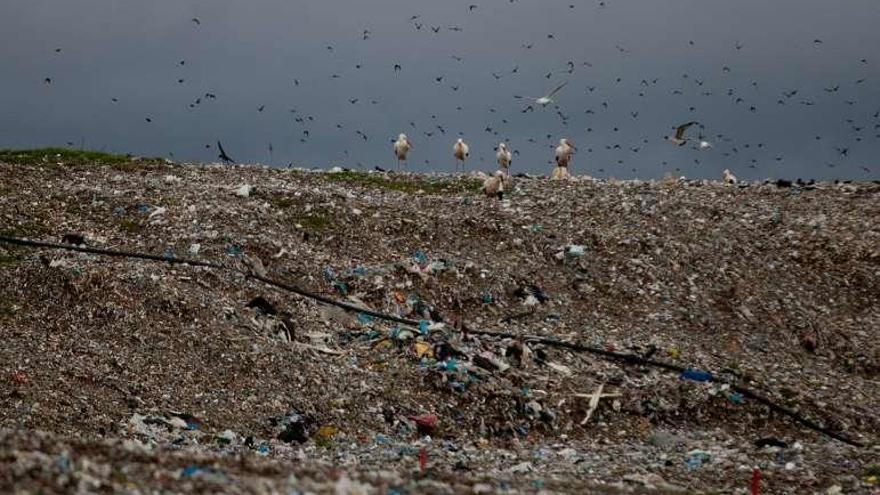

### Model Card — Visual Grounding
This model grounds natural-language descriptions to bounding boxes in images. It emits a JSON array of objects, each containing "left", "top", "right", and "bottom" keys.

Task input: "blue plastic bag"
[{"left": 680, "top": 368, "right": 713, "bottom": 382}]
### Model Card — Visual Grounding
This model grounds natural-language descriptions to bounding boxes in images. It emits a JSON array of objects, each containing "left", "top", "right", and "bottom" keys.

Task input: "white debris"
[
  {"left": 235, "top": 184, "right": 252, "bottom": 197},
  {"left": 148, "top": 207, "right": 166, "bottom": 219}
]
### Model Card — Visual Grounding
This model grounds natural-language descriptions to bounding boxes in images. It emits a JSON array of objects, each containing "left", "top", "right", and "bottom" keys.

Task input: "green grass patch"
[
  {"left": 0, "top": 252, "right": 21, "bottom": 266},
  {"left": 118, "top": 219, "right": 144, "bottom": 234},
  {"left": 0, "top": 147, "right": 162, "bottom": 170},
  {"left": 263, "top": 192, "right": 333, "bottom": 231},
  {"left": 292, "top": 213, "right": 330, "bottom": 231},
  {"left": 264, "top": 192, "right": 299, "bottom": 210},
  {"left": 0, "top": 221, "right": 50, "bottom": 239},
  {"left": 0, "top": 302, "right": 13, "bottom": 322},
  {"left": 320, "top": 170, "right": 481, "bottom": 194}
]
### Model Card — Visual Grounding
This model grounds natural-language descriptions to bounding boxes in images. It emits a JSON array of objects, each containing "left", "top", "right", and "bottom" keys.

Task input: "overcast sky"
[{"left": 1, "top": 0, "right": 878, "bottom": 179}]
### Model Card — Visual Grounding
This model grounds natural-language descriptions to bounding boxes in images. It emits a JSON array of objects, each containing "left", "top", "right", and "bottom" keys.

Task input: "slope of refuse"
[{"left": 1, "top": 156, "right": 879, "bottom": 493}]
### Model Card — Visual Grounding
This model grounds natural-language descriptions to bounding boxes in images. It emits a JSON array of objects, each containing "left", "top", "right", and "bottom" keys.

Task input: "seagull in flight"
[
  {"left": 515, "top": 81, "right": 568, "bottom": 107},
  {"left": 666, "top": 121, "right": 698, "bottom": 146}
]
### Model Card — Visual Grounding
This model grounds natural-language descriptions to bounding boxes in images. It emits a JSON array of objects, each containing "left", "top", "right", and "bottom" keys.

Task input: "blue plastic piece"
[
  {"left": 181, "top": 465, "right": 202, "bottom": 478},
  {"left": 412, "top": 250, "right": 428, "bottom": 264},
  {"left": 680, "top": 368, "right": 713, "bottom": 382}
]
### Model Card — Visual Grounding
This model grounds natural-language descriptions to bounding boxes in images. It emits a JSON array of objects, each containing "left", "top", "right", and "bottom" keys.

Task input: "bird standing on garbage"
[
  {"left": 482, "top": 170, "right": 506, "bottom": 200},
  {"left": 555, "top": 138, "right": 576, "bottom": 167},
  {"left": 453, "top": 138, "right": 469, "bottom": 172},
  {"left": 552, "top": 138, "right": 576, "bottom": 179},
  {"left": 496, "top": 142, "right": 512, "bottom": 175},
  {"left": 723, "top": 169, "right": 738, "bottom": 184},
  {"left": 393, "top": 133, "right": 412, "bottom": 171}
]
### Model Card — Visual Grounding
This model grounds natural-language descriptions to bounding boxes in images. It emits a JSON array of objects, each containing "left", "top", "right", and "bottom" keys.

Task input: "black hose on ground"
[{"left": 0, "top": 234, "right": 865, "bottom": 447}]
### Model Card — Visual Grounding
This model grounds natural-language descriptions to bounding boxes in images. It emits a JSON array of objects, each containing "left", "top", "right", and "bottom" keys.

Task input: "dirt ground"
[{"left": 1, "top": 156, "right": 879, "bottom": 494}]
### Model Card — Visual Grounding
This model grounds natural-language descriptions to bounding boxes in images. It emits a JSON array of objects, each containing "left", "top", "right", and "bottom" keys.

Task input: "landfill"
[{"left": 1, "top": 156, "right": 879, "bottom": 493}]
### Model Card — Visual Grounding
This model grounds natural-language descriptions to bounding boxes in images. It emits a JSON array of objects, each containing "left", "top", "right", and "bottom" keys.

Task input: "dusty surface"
[{"left": 1, "top": 158, "right": 879, "bottom": 494}]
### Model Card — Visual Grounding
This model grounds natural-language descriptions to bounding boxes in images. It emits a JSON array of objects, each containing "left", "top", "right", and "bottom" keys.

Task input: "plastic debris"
[
  {"left": 61, "top": 233, "right": 85, "bottom": 246},
  {"left": 1, "top": 163, "right": 878, "bottom": 493},
  {"left": 685, "top": 450, "right": 711, "bottom": 470},
  {"left": 275, "top": 411, "right": 312, "bottom": 444},
  {"left": 414, "top": 342, "right": 433, "bottom": 359},
  {"left": 314, "top": 425, "right": 338, "bottom": 446},
  {"left": 680, "top": 368, "right": 713, "bottom": 382},
  {"left": 235, "top": 184, "right": 252, "bottom": 197},
  {"left": 754, "top": 437, "right": 788, "bottom": 449},
  {"left": 407, "top": 414, "right": 437, "bottom": 436}
]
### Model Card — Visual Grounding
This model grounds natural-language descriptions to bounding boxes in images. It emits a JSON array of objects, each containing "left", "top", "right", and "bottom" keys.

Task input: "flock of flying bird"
[{"left": 33, "top": 2, "right": 879, "bottom": 179}]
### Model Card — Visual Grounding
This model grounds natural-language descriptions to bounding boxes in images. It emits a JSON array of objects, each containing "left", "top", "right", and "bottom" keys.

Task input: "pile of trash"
[{"left": 1, "top": 159, "right": 878, "bottom": 493}]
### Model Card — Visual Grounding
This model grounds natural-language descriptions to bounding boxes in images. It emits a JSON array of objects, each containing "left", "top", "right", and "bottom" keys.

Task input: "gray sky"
[{"left": 1, "top": 0, "right": 878, "bottom": 179}]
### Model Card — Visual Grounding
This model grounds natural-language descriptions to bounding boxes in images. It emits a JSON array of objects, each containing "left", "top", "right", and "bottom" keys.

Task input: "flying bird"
[
  {"left": 515, "top": 81, "right": 568, "bottom": 107},
  {"left": 217, "top": 141, "right": 234, "bottom": 164},
  {"left": 393, "top": 133, "right": 412, "bottom": 171},
  {"left": 453, "top": 138, "right": 470, "bottom": 172},
  {"left": 666, "top": 121, "right": 698, "bottom": 146}
]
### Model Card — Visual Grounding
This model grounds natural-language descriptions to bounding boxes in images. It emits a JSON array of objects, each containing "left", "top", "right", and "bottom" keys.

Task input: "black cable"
[
  {"left": 0, "top": 234, "right": 865, "bottom": 447},
  {"left": 462, "top": 327, "right": 863, "bottom": 447}
]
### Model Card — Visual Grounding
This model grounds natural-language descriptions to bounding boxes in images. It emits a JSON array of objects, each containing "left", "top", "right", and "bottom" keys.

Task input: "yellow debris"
[
  {"left": 315, "top": 425, "right": 338, "bottom": 442},
  {"left": 414, "top": 342, "right": 433, "bottom": 359}
]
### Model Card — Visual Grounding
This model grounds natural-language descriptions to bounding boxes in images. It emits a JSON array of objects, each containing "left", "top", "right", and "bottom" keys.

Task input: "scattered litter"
[{"left": 0, "top": 163, "right": 877, "bottom": 493}]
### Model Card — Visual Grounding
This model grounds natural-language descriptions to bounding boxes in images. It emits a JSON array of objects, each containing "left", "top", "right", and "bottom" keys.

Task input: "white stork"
[
  {"left": 552, "top": 138, "right": 576, "bottom": 179},
  {"left": 393, "top": 133, "right": 412, "bottom": 171},
  {"left": 453, "top": 138, "right": 470, "bottom": 172},
  {"left": 496, "top": 142, "right": 512, "bottom": 176}
]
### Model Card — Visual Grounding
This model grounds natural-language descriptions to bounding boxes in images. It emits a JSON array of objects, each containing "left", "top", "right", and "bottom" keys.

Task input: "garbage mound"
[{"left": 1, "top": 160, "right": 879, "bottom": 493}]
